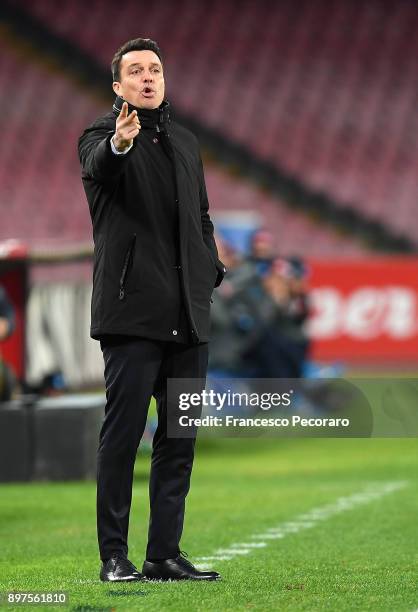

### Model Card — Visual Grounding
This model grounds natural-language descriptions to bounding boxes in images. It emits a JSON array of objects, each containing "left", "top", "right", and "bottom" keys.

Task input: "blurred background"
[
  {"left": 0, "top": 2, "right": 417, "bottom": 608},
  {"left": 0, "top": 0, "right": 417, "bottom": 458}
]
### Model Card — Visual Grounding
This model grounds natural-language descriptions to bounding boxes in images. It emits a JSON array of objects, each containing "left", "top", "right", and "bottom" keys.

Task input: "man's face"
[{"left": 112, "top": 49, "right": 165, "bottom": 109}]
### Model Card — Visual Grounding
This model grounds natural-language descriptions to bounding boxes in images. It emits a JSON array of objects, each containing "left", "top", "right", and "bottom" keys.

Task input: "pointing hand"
[{"left": 113, "top": 101, "right": 141, "bottom": 151}]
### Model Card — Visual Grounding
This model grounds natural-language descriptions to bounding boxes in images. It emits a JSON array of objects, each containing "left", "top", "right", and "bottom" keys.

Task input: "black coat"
[{"left": 78, "top": 96, "right": 226, "bottom": 344}]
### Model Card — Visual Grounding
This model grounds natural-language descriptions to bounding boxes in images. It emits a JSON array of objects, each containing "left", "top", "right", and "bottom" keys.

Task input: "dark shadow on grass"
[{"left": 107, "top": 589, "right": 147, "bottom": 598}]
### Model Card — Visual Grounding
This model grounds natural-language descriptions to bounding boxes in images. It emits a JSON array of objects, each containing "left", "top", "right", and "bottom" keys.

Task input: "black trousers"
[{"left": 97, "top": 335, "right": 209, "bottom": 561}]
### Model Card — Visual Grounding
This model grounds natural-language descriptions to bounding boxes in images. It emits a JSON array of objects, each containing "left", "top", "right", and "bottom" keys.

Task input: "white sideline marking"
[
  {"left": 252, "top": 533, "right": 285, "bottom": 539},
  {"left": 233, "top": 542, "right": 267, "bottom": 548},
  {"left": 197, "top": 555, "right": 233, "bottom": 561},
  {"left": 194, "top": 481, "right": 407, "bottom": 571},
  {"left": 215, "top": 548, "right": 251, "bottom": 555}
]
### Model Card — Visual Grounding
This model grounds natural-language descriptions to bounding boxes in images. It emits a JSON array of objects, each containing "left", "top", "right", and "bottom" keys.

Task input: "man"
[
  {"left": 209, "top": 240, "right": 267, "bottom": 375},
  {"left": 78, "top": 38, "right": 226, "bottom": 582},
  {"left": 252, "top": 256, "right": 310, "bottom": 378},
  {"left": 248, "top": 229, "right": 275, "bottom": 278}
]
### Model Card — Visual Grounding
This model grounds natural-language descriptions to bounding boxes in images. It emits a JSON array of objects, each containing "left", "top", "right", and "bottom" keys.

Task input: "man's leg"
[
  {"left": 97, "top": 336, "right": 164, "bottom": 561},
  {"left": 146, "top": 341, "right": 209, "bottom": 560}
]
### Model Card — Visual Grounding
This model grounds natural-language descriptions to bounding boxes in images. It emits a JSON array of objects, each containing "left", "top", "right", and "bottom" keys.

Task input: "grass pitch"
[{"left": 0, "top": 437, "right": 417, "bottom": 611}]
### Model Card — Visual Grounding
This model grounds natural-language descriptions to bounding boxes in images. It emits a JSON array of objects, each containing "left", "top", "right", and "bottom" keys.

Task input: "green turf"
[{"left": 0, "top": 438, "right": 417, "bottom": 611}]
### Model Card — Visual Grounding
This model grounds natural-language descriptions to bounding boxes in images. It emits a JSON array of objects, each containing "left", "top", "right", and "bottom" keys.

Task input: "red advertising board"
[{"left": 307, "top": 257, "right": 418, "bottom": 362}]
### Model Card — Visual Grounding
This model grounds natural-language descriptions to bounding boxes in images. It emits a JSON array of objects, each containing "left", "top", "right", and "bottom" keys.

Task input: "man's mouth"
[{"left": 141, "top": 87, "right": 155, "bottom": 97}]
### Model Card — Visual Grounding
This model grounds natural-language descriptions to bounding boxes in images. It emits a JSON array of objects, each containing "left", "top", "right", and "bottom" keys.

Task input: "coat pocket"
[
  {"left": 118, "top": 233, "right": 137, "bottom": 300},
  {"left": 200, "top": 244, "right": 219, "bottom": 300},
  {"left": 203, "top": 244, "right": 218, "bottom": 275}
]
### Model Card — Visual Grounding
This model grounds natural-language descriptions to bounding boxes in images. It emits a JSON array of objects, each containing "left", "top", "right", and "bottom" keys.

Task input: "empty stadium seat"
[{"left": 9, "top": 0, "right": 417, "bottom": 243}]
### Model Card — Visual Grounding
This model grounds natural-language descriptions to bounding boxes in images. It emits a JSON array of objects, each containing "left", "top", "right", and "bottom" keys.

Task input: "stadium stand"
[
  {"left": 0, "top": 36, "right": 365, "bottom": 255},
  {"left": 0, "top": 38, "right": 99, "bottom": 246},
  {"left": 8, "top": 0, "right": 418, "bottom": 244}
]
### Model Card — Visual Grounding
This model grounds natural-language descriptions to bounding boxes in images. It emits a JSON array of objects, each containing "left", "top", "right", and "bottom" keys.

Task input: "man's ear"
[{"left": 112, "top": 81, "right": 121, "bottom": 95}]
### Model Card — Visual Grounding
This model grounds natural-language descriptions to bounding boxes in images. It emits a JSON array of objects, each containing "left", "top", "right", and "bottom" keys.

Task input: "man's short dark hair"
[{"left": 111, "top": 38, "right": 163, "bottom": 82}]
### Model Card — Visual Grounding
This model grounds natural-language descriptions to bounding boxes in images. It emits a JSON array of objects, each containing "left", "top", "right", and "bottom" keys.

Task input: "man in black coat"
[{"left": 78, "top": 38, "right": 225, "bottom": 582}]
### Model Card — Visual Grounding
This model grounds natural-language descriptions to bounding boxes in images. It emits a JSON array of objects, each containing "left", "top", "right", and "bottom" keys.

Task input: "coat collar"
[{"left": 112, "top": 95, "right": 170, "bottom": 132}]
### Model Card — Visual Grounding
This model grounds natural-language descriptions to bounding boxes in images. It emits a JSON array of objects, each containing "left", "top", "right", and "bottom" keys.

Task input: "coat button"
[
  {"left": 175, "top": 199, "right": 179, "bottom": 204},
  {"left": 153, "top": 137, "right": 158, "bottom": 143},
  {"left": 172, "top": 330, "right": 178, "bottom": 336}
]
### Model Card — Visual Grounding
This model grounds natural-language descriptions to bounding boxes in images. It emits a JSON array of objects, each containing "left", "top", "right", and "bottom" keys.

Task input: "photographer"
[{"left": 249, "top": 256, "right": 310, "bottom": 378}]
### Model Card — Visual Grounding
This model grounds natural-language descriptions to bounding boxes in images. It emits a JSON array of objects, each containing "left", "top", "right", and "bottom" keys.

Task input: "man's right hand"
[{"left": 113, "top": 101, "right": 141, "bottom": 151}]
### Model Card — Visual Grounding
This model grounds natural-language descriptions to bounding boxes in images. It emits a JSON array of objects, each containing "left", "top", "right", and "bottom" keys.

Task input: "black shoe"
[
  {"left": 142, "top": 551, "right": 221, "bottom": 581},
  {"left": 100, "top": 556, "right": 144, "bottom": 582}
]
